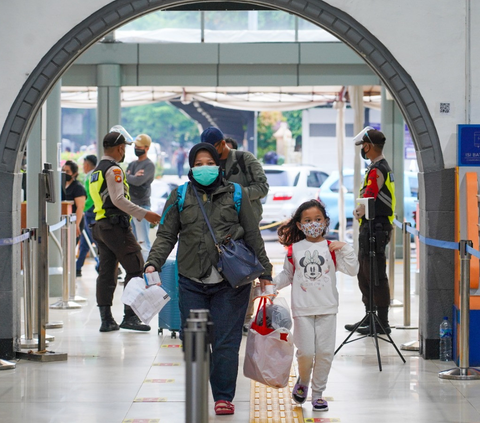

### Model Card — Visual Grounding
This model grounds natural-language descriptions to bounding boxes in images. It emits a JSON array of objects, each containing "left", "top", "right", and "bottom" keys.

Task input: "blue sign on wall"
[{"left": 458, "top": 124, "right": 480, "bottom": 166}]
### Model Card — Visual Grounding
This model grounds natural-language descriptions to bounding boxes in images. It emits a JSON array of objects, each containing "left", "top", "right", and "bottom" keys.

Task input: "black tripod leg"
[
  {"left": 334, "top": 313, "right": 370, "bottom": 355},
  {"left": 375, "top": 315, "right": 406, "bottom": 363}
]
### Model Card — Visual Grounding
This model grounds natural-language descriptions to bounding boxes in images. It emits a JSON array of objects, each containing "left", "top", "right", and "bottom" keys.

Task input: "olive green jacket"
[
  {"left": 146, "top": 179, "right": 272, "bottom": 281},
  {"left": 223, "top": 149, "right": 268, "bottom": 223}
]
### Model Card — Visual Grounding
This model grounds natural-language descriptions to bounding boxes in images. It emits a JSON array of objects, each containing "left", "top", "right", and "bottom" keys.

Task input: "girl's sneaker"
[
  {"left": 292, "top": 379, "right": 308, "bottom": 404},
  {"left": 312, "top": 398, "right": 329, "bottom": 412}
]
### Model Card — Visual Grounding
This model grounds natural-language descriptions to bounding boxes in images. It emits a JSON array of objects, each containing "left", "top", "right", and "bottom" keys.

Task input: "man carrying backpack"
[{"left": 201, "top": 127, "right": 269, "bottom": 332}]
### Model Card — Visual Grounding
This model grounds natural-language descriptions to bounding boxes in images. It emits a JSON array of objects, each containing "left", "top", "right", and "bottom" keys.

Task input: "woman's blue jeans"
[{"left": 178, "top": 275, "right": 250, "bottom": 402}]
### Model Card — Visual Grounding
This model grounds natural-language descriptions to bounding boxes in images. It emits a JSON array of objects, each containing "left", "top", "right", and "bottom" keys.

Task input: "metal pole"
[
  {"left": 50, "top": 215, "right": 81, "bottom": 309},
  {"left": 68, "top": 215, "right": 86, "bottom": 303},
  {"left": 439, "top": 240, "right": 480, "bottom": 379},
  {"left": 403, "top": 222, "right": 411, "bottom": 327},
  {"left": 20, "top": 228, "right": 38, "bottom": 349},
  {"left": 397, "top": 222, "right": 418, "bottom": 331},
  {"left": 37, "top": 172, "right": 49, "bottom": 352},
  {"left": 18, "top": 169, "right": 66, "bottom": 362},
  {"left": 20, "top": 227, "right": 46, "bottom": 348},
  {"left": 389, "top": 220, "right": 402, "bottom": 307},
  {"left": 184, "top": 309, "right": 210, "bottom": 423}
]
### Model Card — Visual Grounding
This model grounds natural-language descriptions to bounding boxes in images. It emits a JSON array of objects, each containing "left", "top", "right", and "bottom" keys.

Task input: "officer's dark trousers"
[
  {"left": 357, "top": 221, "right": 392, "bottom": 310},
  {"left": 92, "top": 219, "right": 144, "bottom": 307}
]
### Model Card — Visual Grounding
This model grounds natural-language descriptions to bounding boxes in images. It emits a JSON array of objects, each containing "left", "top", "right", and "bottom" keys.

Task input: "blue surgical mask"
[{"left": 192, "top": 165, "right": 220, "bottom": 186}]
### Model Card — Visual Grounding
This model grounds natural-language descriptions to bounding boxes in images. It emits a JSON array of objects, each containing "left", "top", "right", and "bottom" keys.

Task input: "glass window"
[
  {"left": 265, "top": 170, "right": 299, "bottom": 187},
  {"left": 307, "top": 171, "right": 328, "bottom": 188},
  {"left": 329, "top": 175, "right": 354, "bottom": 193}
]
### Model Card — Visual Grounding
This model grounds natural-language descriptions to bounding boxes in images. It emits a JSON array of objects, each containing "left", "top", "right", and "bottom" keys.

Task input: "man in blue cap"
[
  {"left": 200, "top": 127, "right": 268, "bottom": 223},
  {"left": 200, "top": 126, "right": 269, "bottom": 333}
]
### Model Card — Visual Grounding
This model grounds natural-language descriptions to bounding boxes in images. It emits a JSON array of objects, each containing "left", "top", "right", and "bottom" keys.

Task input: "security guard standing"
[
  {"left": 90, "top": 131, "right": 161, "bottom": 332},
  {"left": 345, "top": 129, "right": 396, "bottom": 335}
]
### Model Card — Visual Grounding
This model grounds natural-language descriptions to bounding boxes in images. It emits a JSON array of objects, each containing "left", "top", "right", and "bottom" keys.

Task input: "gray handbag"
[{"left": 192, "top": 184, "right": 264, "bottom": 288}]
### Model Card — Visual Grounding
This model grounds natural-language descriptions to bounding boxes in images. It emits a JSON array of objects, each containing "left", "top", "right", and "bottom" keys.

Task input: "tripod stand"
[{"left": 335, "top": 198, "right": 405, "bottom": 371}]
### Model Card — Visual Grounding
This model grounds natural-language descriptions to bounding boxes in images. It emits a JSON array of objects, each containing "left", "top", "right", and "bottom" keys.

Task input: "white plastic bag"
[
  {"left": 243, "top": 297, "right": 294, "bottom": 388},
  {"left": 121, "top": 276, "right": 170, "bottom": 324},
  {"left": 256, "top": 296, "right": 292, "bottom": 330}
]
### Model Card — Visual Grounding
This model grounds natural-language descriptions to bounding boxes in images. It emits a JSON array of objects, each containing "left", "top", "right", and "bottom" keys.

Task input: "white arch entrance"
[{"left": 0, "top": 0, "right": 454, "bottom": 360}]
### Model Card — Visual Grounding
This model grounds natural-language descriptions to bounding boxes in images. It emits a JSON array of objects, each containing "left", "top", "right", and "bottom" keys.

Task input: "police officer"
[
  {"left": 345, "top": 129, "right": 396, "bottom": 335},
  {"left": 90, "top": 131, "right": 161, "bottom": 332}
]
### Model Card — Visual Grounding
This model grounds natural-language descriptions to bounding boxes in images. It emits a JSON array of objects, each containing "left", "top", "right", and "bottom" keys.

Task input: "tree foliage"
[{"left": 121, "top": 102, "right": 200, "bottom": 149}]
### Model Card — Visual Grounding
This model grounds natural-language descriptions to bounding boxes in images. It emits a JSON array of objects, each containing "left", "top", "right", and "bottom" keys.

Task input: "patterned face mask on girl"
[{"left": 300, "top": 221, "right": 325, "bottom": 238}]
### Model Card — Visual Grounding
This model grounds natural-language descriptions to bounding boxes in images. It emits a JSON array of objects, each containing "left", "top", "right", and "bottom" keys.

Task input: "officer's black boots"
[
  {"left": 99, "top": 306, "right": 120, "bottom": 332},
  {"left": 356, "top": 307, "right": 391, "bottom": 335},
  {"left": 119, "top": 307, "right": 151, "bottom": 332},
  {"left": 344, "top": 307, "right": 369, "bottom": 331}
]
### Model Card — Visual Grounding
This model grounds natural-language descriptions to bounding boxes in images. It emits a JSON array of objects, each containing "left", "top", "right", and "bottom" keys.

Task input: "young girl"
[{"left": 274, "top": 199, "right": 359, "bottom": 412}]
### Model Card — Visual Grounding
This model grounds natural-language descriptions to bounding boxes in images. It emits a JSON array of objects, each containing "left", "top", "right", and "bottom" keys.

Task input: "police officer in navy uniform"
[
  {"left": 90, "top": 131, "right": 161, "bottom": 332},
  {"left": 345, "top": 129, "right": 396, "bottom": 335}
]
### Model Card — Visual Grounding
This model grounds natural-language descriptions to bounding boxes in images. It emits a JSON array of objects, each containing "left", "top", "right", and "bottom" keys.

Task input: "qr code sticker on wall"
[{"left": 439, "top": 102, "right": 451, "bottom": 114}]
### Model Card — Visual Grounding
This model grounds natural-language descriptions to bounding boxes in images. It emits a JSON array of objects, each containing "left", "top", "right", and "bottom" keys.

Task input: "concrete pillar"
[
  {"left": 26, "top": 112, "right": 43, "bottom": 228},
  {"left": 0, "top": 170, "right": 22, "bottom": 359},
  {"left": 96, "top": 64, "right": 121, "bottom": 158},
  {"left": 381, "top": 86, "right": 405, "bottom": 257},
  {"left": 46, "top": 80, "right": 63, "bottom": 296}
]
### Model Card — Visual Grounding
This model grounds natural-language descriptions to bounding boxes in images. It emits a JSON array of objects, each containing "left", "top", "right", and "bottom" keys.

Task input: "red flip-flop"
[{"left": 214, "top": 400, "right": 235, "bottom": 415}]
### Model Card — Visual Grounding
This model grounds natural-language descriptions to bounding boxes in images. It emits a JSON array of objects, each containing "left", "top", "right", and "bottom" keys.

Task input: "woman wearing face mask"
[
  {"left": 145, "top": 142, "right": 272, "bottom": 416},
  {"left": 62, "top": 160, "right": 86, "bottom": 238}
]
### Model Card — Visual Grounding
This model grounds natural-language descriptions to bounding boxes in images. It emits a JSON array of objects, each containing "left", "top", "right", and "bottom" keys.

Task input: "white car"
[
  {"left": 150, "top": 179, "right": 178, "bottom": 216},
  {"left": 260, "top": 164, "right": 329, "bottom": 229}
]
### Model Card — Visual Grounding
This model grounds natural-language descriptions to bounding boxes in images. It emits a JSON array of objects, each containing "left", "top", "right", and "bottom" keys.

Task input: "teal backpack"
[{"left": 160, "top": 182, "right": 242, "bottom": 224}]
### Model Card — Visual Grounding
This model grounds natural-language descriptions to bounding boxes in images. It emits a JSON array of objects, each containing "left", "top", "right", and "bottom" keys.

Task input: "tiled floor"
[{"left": 1, "top": 241, "right": 480, "bottom": 423}]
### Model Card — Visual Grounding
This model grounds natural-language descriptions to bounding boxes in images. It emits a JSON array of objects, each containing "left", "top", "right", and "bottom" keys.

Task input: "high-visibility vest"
[
  {"left": 359, "top": 158, "right": 396, "bottom": 224},
  {"left": 90, "top": 159, "right": 130, "bottom": 221}
]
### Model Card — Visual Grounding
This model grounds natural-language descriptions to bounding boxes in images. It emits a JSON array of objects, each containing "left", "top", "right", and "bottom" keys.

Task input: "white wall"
[
  {"left": 302, "top": 107, "right": 381, "bottom": 174},
  {"left": 0, "top": 0, "right": 478, "bottom": 171}
]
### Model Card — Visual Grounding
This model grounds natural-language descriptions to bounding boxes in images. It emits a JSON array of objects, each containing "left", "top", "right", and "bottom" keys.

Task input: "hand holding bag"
[
  {"left": 243, "top": 297, "right": 294, "bottom": 388},
  {"left": 192, "top": 184, "right": 264, "bottom": 288}
]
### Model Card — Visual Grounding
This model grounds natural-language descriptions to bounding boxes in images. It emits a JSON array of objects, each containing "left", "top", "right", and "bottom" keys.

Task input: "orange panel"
[
  {"left": 465, "top": 172, "right": 480, "bottom": 289},
  {"left": 471, "top": 296, "right": 480, "bottom": 310}
]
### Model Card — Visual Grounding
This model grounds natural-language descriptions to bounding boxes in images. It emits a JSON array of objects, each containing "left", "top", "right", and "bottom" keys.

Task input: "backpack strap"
[
  {"left": 159, "top": 182, "right": 189, "bottom": 225},
  {"left": 225, "top": 150, "right": 247, "bottom": 179},
  {"left": 326, "top": 240, "right": 337, "bottom": 268},
  {"left": 177, "top": 182, "right": 189, "bottom": 212},
  {"left": 235, "top": 150, "right": 247, "bottom": 174},
  {"left": 287, "top": 245, "right": 295, "bottom": 272},
  {"left": 232, "top": 182, "right": 242, "bottom": 214}
]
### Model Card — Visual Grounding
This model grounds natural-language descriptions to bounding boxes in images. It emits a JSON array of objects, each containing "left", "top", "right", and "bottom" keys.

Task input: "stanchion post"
[
  {"left": 50, "top": 216, "right": 81, "bottom": 309},
  {"left": 21, "top": 229, "right": 36, "bottom": 347},
  {"left": 396, "top": 222, "right": 418, "bottom": 331},
  {"left": 67, "top": 215, "right": 86, "bottom": 303},
  {"left": 439, "top": 240, "right": 480, "bottom": 380},
  {"left": 184, "top": 309, "right": 210, "bottom": 423},
  {"left": 403, "top": 222, "right": 411, "bottom": 326},
  {"left": 17, "top": 169, "right": 66, "bottom": 362},
  {"left": 389, "top": 218, "right": 402, "bottom": 307}
]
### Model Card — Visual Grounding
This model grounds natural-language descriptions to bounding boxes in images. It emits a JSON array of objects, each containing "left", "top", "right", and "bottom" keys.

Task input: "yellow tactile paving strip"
[{"left": 249, "top": 373, "right": 304, "bottom": 423}]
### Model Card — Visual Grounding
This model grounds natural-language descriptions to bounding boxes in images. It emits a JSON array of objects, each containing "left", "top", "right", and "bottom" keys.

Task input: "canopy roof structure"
[{"left": 61, "top": 85, "right": 381, "bottom": 111}]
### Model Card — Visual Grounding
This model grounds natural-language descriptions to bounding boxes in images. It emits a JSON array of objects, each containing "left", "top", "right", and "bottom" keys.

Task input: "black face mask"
[
  {"left": 119, "top": 154, "right": 125, "bottom": 163},
  {"left": 361, "top": 147, "right": 368, "bottom": 160},
  {"left": 134, "top": 148, "right": 145, "bottom": 157},
  {"left": 65, "top": 174, "right": 73, "bottom": 182}
]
